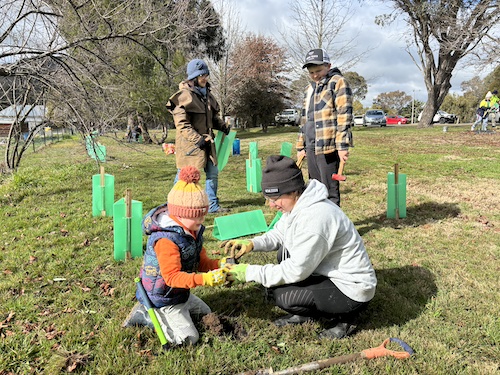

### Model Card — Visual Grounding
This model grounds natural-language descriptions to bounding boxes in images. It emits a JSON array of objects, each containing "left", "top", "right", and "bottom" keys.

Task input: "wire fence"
[{"left": 0, "top": 127, "right": 75, "bottom": 156}]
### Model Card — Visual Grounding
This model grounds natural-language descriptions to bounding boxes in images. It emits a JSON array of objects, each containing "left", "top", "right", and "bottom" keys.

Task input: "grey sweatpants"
[{"left": 156, "top": 294, "right": 211, "bottom": 345}]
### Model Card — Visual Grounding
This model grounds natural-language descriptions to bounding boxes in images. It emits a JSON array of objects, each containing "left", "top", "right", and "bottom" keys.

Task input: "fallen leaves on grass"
[
  {"left": 65, "top": 352, "right": 89, "bottom": 372},
  {"left": 45, "top": 323, "right": 65, "bottom": 340},
  {"left": 477, "top": 215, "right": 493, "bottom": 227},
  {"left": 0, "top": 311, "right": 15, "bottom": 338},
  {"left": 99, "top": 281, "right": 115, "bottom": 297},
  {"left": 51, "top": 350, "right": 90, "bottom": 373}
]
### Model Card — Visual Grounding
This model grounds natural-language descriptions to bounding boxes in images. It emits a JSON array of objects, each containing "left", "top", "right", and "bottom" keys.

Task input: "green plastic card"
[{"left": 212, "top": 210, "right": 269, "bottom": 240}]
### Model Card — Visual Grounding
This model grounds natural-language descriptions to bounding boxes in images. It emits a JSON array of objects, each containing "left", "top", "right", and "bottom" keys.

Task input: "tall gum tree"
[{"left": 379, "top": 0, "right": 500, "bottom": 127}]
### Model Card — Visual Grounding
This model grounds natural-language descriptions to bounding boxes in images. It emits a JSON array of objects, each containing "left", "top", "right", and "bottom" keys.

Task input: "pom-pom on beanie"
[
  {"left": 261, "top": 155, "right": 305, "bottom": 197},
  {"left": 187, "top": 59, "right": 210, "bottom": 81},
  {"left": 168, "top": 166, "right": 209, "bottom": 218}
]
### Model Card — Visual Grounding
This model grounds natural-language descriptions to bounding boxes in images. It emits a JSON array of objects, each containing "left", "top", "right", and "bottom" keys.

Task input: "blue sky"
[{"left": 222, "top": 0, "right": 488, "bottom": 107}]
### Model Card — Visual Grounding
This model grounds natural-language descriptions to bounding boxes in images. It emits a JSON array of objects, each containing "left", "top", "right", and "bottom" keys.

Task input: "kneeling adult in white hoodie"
[{"left": 225, "top": 155, "right": 377, "bottom": 339}]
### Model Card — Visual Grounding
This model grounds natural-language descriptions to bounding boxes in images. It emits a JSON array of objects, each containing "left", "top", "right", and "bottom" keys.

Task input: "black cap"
[
  {"left": 261, "top": 155, "right": 305, "bottom": 197},
  {"left": 302, "top": 48, "right": 331, "bottom": 69}
]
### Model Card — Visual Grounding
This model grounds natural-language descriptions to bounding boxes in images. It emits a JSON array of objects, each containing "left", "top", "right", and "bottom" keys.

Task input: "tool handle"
[
  {"left": 361, "top": 337, "right": 414, "bottom": 360},
  {"left": 296, "top": 153, "right": 305, "bottom": 169},
  {"left": 338, "top": 159, "right": 345, "bottom": 176},
  {"left": 134, "top": 278, "right": 169, "bottom": 347}
]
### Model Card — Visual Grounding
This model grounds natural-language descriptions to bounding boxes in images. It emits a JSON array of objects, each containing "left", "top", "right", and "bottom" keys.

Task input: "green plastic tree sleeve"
[
  {"left": 92, "top": 173, "right": 115, "bottom": 217},
  {"left": 113, "top": 198, "right": 143, "bottom": 260}
]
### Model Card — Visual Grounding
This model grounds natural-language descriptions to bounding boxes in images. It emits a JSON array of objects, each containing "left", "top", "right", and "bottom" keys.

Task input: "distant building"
[{"left": 0, "top": 105, "right": 46, "bottom": 137}]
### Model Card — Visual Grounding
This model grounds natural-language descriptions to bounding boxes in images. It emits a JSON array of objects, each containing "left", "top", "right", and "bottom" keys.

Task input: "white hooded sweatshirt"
[{"left": 246, "top": 179, "right": 377, "bottom": 303}]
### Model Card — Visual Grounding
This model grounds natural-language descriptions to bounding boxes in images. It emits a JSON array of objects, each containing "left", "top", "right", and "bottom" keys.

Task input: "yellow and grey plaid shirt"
[{"left": 297, "top": 68, "right": 353, "bottom": 155}]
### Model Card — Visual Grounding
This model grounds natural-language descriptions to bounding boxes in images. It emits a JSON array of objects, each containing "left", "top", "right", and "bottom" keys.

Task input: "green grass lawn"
[{"left": 0, "top": 125, "right": 499, "bottom": 374}]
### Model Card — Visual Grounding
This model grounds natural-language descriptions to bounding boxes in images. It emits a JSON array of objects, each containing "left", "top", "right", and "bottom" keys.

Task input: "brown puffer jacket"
[{"left": 166, "top": 81, "right": 228, "bottom": 170}]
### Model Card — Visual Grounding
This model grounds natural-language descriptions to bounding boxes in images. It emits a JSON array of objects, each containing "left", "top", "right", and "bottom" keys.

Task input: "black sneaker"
[
  {"left": 319, "top": 322, "right": 356, "bottom": 339},
  {"left": 273, "top": 314, "right": 313, "bottom": 327},
  {"left": 122, "top": 302, "right": 153, "bottom": 328}
]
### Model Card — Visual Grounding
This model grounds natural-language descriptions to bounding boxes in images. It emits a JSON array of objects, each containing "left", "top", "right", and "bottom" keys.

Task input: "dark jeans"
[
  {"left": 306, "top": 149, "right": 340, "bottom": 206},
  {"left": 268, "top": 248, "right": 368, "bottom": 322}
]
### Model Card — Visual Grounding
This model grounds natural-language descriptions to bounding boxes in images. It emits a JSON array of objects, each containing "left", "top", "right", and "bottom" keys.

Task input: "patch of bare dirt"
[{"left": 202, "top": 313, "right": 247, "bottom": 340}]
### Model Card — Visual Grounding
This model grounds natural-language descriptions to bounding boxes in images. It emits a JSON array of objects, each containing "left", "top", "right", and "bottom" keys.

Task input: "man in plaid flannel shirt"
[{"left": 297, "top": 48, "right": 354, "bottom": 207}]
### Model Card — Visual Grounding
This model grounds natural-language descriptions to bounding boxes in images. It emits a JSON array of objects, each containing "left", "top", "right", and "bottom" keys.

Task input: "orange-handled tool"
[{"left": 236, "top": 337, "right": 414, "bottom": 375}]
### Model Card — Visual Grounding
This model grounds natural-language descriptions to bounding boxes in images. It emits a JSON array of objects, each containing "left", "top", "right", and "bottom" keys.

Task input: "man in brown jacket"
[{"left": 166, "top": 59, "right": 231, "bottom": 213}]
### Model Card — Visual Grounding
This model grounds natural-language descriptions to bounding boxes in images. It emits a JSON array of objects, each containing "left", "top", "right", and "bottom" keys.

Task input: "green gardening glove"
[
  {"left": 220, "top": 240, "right": 254, "bottom": 259},
  {"left": 227, "top": 264, "right": 248, "bottom": 284},
  {"left": 202, "top": 269, "right": 227, "bottom": 287}
]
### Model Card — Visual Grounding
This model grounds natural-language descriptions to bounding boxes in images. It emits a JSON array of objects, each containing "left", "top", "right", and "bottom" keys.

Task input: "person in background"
[
  {"left": 471, "top": 92, "right": 493, "bottom": 132},
  {"left": 166, "top": 59, "right": 231, "bottom": 213},
  {"left": 223, "top": 155, "right": 377, "bottom": 339},
  {"left": 296, "top": 48, "right": 354, "bottom": 207},
  {"left": 489, "top": 90, "right": 499, "bottom": 128},
  {"left": 122, "top": 166, "right": 228, "bottom": 347}
]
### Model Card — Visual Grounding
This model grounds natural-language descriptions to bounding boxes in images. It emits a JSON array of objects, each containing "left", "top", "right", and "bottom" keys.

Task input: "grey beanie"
[
  {"left": 187, "top": 59, "right": 209, "bottom": 81},
  {"left": 261, "top": 155, "right": 305, "bottom": 197}
]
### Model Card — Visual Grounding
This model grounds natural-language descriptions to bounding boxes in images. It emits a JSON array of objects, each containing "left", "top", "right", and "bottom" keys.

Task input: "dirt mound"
[{"left": 202, "top": 313, "right": 247, "bottom": 340}]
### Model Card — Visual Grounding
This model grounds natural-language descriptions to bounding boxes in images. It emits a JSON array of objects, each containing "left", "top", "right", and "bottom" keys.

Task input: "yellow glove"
[
  {"left": 220, "top": 240, "right": 254, "bottom": 260},
  {"left": 202, "top": 269, "right": 227, "bottom": 287}
]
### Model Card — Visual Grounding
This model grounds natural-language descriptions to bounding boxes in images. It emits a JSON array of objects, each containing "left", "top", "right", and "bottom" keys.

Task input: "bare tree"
[
  {"left": 278, "top": 0, "right": 367, "bottom": 71},
  {"left": 0, "top": 0, "right": 224, "bottom": 172},
  {"left": 208, "top": 0, "right": 245, "bottom": 120},
  {"left": 276, "top": 0, "right": 370, "bottom": 111},
  {"left": 380, "top": 0, "right": 500, "bottom": 127}
]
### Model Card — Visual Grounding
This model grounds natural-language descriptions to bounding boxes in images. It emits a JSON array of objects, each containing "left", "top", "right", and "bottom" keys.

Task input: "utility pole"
[{"left": 411, "top": 90, "right": 415, "bottom": 124}]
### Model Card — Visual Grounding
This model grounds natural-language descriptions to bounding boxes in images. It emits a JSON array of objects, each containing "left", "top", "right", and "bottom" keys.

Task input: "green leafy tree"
[
  {"left": 344, "top": 72, "right": 368, "bottom": 102},
  {"left": 373, "top": 91, "right": 412, "bottom": 115}
]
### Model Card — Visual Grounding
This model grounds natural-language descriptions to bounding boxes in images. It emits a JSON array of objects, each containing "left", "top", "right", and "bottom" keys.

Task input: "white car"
[
  {"left": 418, "top": 110, "right": 457, "bottom": 124},
  {"left": 354, "top": 115, "right": 364, "bottom": 126},
  {"left": 275, "top": 109, "right": 300, "bottom": 126}
]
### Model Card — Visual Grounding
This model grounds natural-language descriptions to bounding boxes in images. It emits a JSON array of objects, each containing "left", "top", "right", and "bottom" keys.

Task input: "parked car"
[
  {"left": 418, "top": 110, "right": 457, "bottom": 124},
  {"left": 353, "top": 115, "right": 364, "bottom": 126},
  {"left": 275, "top": 108, "right": 300, "bottom": 126},
  {"left": 386, "top": 115, "right": 408, "bottom": 125},
  {"left": 363, "top": 110, "right": 386, "bottom": 127}
]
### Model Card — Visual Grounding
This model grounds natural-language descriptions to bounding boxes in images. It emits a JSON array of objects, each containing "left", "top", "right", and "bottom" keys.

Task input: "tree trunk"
[{"left": 137, "top": 114, "right": 152, "bottom": 144}]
